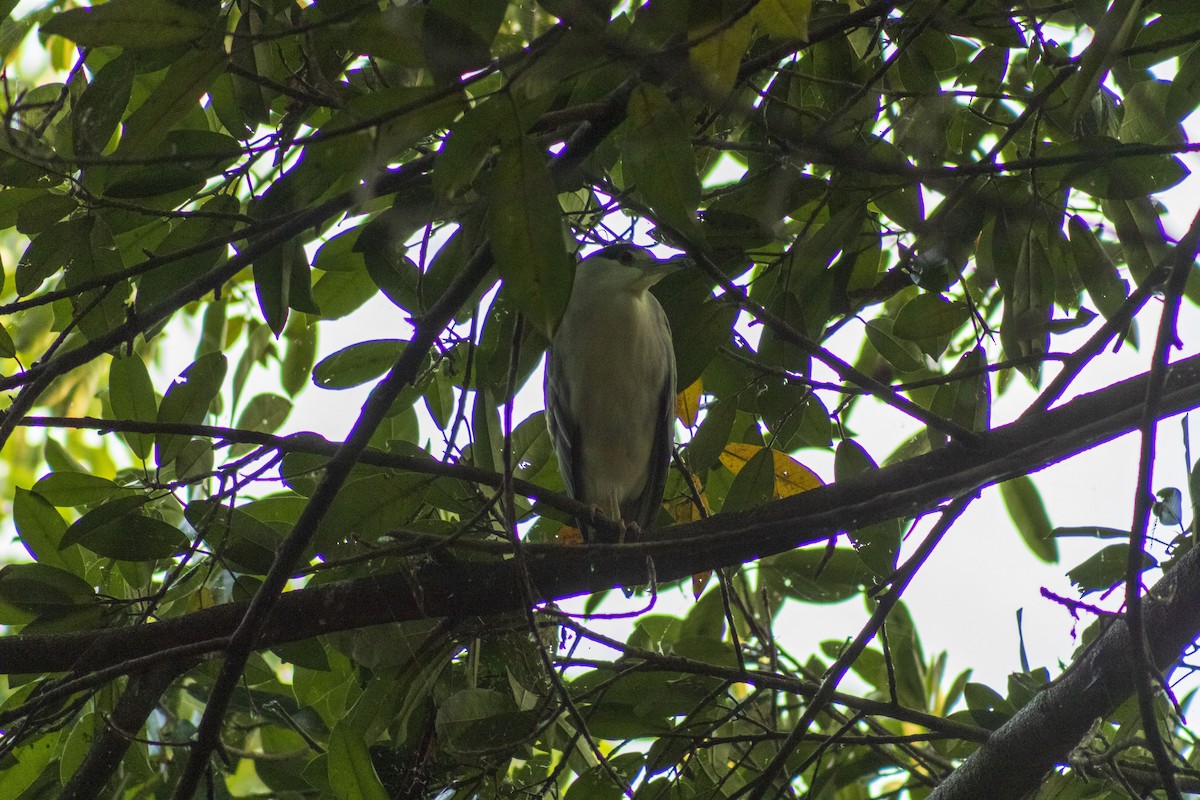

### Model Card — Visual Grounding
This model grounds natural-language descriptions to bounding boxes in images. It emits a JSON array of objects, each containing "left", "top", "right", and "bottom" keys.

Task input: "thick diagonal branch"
[{"left": 2, "top": 351, "right": 1198, "bottom": 680}]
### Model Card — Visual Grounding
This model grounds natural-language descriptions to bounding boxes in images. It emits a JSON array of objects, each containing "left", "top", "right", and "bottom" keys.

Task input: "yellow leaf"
[
  {"left": 772, "top": 450, "right": 823, "bottom": 498},
  {"left": 188, "top": 586, "right": 216, "bottom": 613},
  {"left": 676, "top": 377, "right": 703, "bottom": 427},
  {"left": 556, "top": 525, "right": 584, "bottom": 545},
  {"left": 669, "top": 472, "right": 710, "bottom": 524},
  {"left": 718, "top": 442, "right": 762, "bottom": 474},
  {"left": 719, "top": 443, "right": 823, "bottom": 499}
]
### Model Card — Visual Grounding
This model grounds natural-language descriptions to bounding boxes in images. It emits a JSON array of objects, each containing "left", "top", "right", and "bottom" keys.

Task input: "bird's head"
[{"left": 578, "top": 243, "right": 687, "bottom": 294}]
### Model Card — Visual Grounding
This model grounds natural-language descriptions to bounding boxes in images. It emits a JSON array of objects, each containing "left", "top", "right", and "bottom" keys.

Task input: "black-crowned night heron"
[{"left": 545, "top": 243, "right": 683, "bottom": 543}]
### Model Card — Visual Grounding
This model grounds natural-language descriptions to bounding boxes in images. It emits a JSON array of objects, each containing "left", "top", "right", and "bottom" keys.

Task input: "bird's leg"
[{"left": 587, "top": 503, "right": 605, "bottom": 529}]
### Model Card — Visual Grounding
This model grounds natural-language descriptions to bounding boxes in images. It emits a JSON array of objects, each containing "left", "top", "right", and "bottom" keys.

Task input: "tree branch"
[{"left": 60, "top": 662, "right": 188, "bottom": 800}]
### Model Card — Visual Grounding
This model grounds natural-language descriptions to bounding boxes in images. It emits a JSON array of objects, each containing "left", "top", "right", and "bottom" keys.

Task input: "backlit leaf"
[
  {"left": 487, "top": 136, "right": 572, "bottom": 338},
  {"left": 623, "top": 84, "right": 701, "bottom": 234},
  {"left": 155, "top": 352, "right": 228, "bottom": 468},
  {"left": 108, "top": 353, "right": 157, "bottom": 460},
  {"left": 999, "top": 476, "right": 1056, "bottom": 564},
  {"left": 42, "top": 0, "right": 215, "bottom": 48}
]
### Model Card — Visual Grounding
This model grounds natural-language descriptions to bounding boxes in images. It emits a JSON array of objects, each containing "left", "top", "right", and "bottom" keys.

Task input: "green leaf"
[
  {"left": 42, "top": 0, "right": 215, "bottom": 48},
  {"left": 435, "top": 688, "right": 534, "bottom": 758},
  {"left": 1169, "top": 40, "right": 1200, "bottom": 118},
  {"left": 1068, "top": 544, "right": 1156, "bottom": 594},
  {"left": 32, "top": 472, "right": 120, "bottom": 507},
  {"left": 686, "top": 398, "right": 736, "bottom": 473},
  {"left": 176, "top": 438, "right": 215, "bottom": 481},
  {"left": 303, "top": 87, "right": 464, "bottom": 197},
  {"left": 435, "top": 97, "right": 508, "bottom": 199},
  {"left": 1052, "top": 138, "right": 1190, "bottom": 199},
  {"left": 469, "top": 388, "right": 502, "bottom": 474},
  {"left": 108, "top": 353, "right": 157, "bottom": 460},
  {"left": 964, "top": 682, "right": 1014, "bottom": 729},
  {"left": 622, "top": 84, "right": 702, "bottom": 234},
  {"left": 1052, "top": 526, "right": 1130, "bottom": 539},
  {"left": 501, "top": 413, "right": 547, "bottom": 486},
  {"left": 111, "top": 45, "right": 226, "bottom": 158},
  {"left": 0, "top": 563, "right": 96, "bottom": 615},
  {"left": 313, "top": 472, "right": 431, "bottom": 551},
  {"left": 928, "top": 347, "right": 991, "bottom": 448},
  {"left": 0, "top": 322, "right": 14, "bottom": 358},
  {"left": 327, "top": 723, "right": 390, "bottom": 800},
  {"left": 1067, "top": 214, "right": 1129, "bottom": 321},
  {"left": 422, "top": 370, "right": 455, "bottom": 429},
  {"left": 688, "top": 15, "right": 753, "bottom": 100},
  {"left": 565, "top": 753, "right": 644, "bottom": 800},
  {"left": 65, "top": 217, "right": 131, "bottom": 341},
  {"left": 0, "top": 733, "right": 59, "bottom": 800},
  {"left": 155, "top": 352, "right": 228, "bottom": 469},
  {"left": 281, "top": 314, "right": 318, "bottom": 397},
  {"left": 187, "top": 501, "right": 283, "bottom": 575},
  {"left": 835, "top": 440, "right": 901, "bottom": 576},
  {"left": 313, "top": 339, "right": 406, "bottom": 390},
  {"left": 72, "top": 55, "right": 133, "bottom": 157},
  {"left": 254, "top": 238, "right": 318, "bottom": 336},
  {"left": 892, "top": 294, "right": 971, "bottom": 341},
  {"left": 357, "top": 220, "right": 423, "bottom": 314},
  {"left": 430, "top": 0, "right": 508, "bottom": 47},
  {"left": 421, "top": 5, "right": 493, "bottom": 85},
  {"left": 721, "top": 445, "right": 775, "bottom": 512},
  {"left": 1190, "top": 453, "right": 1200, "bottom": 527},
  {"left": 13, "top": 488, "right": 83, "bottom": 574},
  {"left": 62, "top": 496, "right": 189, "bottom": 561},
  {"left": 670, "top": 301, "right": 737, "bottom": 390},
  {"left": 59, "top": 714, "right": 95, "bottom": 787},
  {"left": 331, "top": 6, "right": 424, "bottom": 66},
  {"left": 312, "top": 263, "right": 378, "bottom": 320},
  {"left": 999, "top": 476, "right": 1056, "bottom": 564},
  {"left": 15, "top": 192, "right": 77, "bottom": 235},
  {"left": 236, "top": 393, "right": 293, "bottom": 436},
  {"left": 105, "top": 130, "right": 242, "bottom": 199},
  {"left": 536, "top": 0, "right": 616, "bottom": 28},
  {"left": 751, "top": 0, "right": 811, "bottom": 38},
  {"left": 135, "top": 195, "right": 240, "bottom": 320},
  {"left": 865, "top": 318, "right": 925, "bottom": 372},
  {"left": 487, "top": 136, "right": 572, "bottom": 338},
  {"left": 16, "top": 216, "right": 89, "bottom": 296},
  {"left": 763, "top": 547, "right": 872, "bottom": 603}
]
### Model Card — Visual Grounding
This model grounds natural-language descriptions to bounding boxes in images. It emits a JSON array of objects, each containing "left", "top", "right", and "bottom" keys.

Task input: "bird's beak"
[
  {"left": 635, "top": 256, "right": 687, "bottom": 290},
  {"left": 660, "top": 255, "right": 690, "bottom": 273}
]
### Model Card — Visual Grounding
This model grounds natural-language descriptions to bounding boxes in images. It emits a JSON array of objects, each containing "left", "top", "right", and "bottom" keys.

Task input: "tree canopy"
[{"left": 1, "top": 0, "right": 1200, "bottom": 798}]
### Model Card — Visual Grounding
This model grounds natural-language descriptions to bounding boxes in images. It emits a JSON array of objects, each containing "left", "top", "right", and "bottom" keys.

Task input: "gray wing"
[
  {"left": 623, "top": 310, "right": 677, "bottom": 533},
  {"left": 544, "top": 343, "right": 589, "bottom": 536}
]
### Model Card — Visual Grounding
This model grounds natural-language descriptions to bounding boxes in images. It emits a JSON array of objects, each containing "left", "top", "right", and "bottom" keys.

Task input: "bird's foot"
[{"left": 620, "top": 521, "right": 644, "bottom": 544}]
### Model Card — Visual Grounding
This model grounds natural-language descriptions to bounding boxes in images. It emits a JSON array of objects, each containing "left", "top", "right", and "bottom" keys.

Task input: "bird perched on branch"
[{"left": 545, "top": 243, "right": 684, "bottom": 543}]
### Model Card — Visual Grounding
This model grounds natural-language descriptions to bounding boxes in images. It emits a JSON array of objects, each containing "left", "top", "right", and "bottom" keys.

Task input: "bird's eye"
[{"left": 618, "top": 249, "right": 635, "bottom": 265}]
